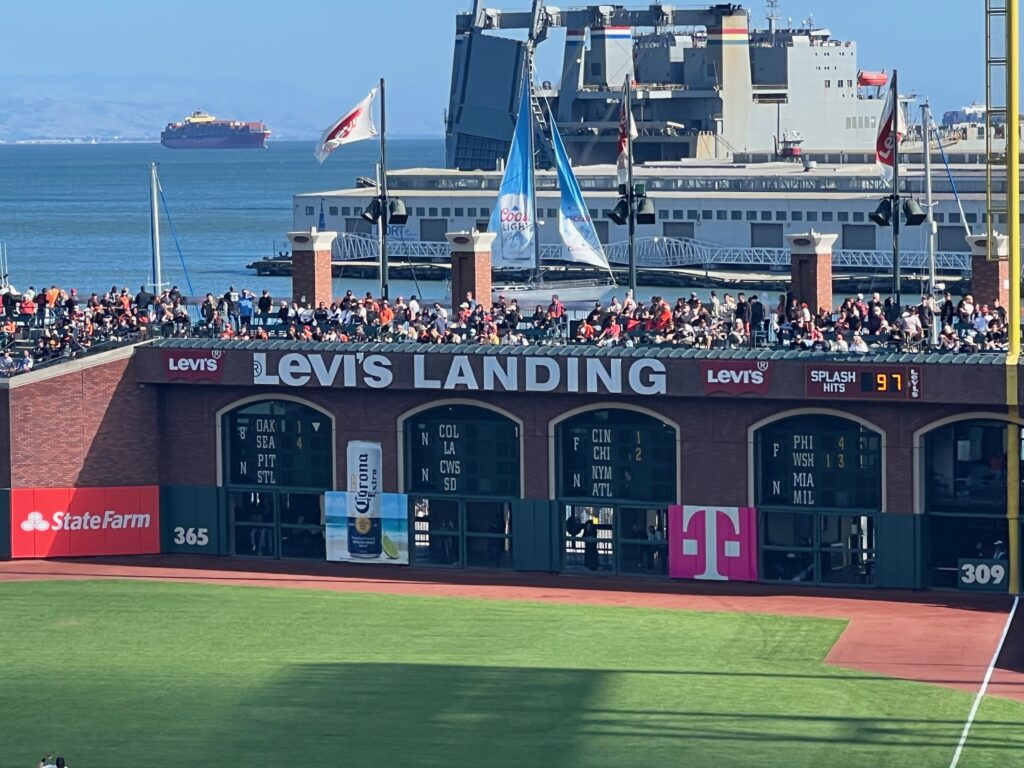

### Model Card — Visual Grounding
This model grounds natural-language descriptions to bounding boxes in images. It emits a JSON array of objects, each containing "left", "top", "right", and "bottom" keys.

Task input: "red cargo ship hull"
[{"left": 161, "top": 133, "right": 269, "bottom": 149}]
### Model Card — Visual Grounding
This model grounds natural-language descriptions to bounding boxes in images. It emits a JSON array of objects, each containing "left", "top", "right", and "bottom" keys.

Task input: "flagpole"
[
  {"left": 527, "top": 62, "right": 542, "bottom": 284},
  {"left": 891, "top": 69, "right": 901, "bottom": 313},
  {"left": 627, "top": 82, "right": 638, "bottom": 296},
  {"left": 378, "top": 77, "right": 390, "bottom": 301}
]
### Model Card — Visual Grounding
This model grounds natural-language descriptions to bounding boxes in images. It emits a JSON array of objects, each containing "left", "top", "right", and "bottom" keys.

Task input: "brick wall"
[
  {"left": 7, "top": 352, "right": 158, "bottom": 488},
  {"left": 153, "top": 381, "right": 986, "bottom": 516}
]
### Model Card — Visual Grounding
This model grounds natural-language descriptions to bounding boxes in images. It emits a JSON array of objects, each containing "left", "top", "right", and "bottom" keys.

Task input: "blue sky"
[{"left": 0, "top": 1, "right": 993, "bottom": 135}]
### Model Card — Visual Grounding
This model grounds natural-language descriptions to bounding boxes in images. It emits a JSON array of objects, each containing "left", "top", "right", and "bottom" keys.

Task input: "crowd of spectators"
[
  {"left": 190, "top": 286, "right": 1015, "bottom": 354},
  {"left": 0, "top": 281, "right": 1011, "bottom": 377},
  {"left": 0, "top": 283, "right": 157, "bottom": 375}
]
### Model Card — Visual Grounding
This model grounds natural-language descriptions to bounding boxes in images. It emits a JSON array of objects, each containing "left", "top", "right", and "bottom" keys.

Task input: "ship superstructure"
[{"left": 446, "top": 1, "right": 889, "bottom": 170}]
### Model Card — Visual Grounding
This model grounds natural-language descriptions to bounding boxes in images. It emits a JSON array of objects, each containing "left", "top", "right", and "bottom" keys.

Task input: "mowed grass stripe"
[{"left": 0, "top": 580, "right": 1020, "bottom": 768}]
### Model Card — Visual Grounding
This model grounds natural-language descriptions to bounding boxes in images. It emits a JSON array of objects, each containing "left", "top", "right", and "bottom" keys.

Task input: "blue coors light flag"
[
  {"left": 488, "top": 69, "right": 535, "bottom": 268},
  {"left": 549, "top": 107, "right": 611, "bottom": 271}
]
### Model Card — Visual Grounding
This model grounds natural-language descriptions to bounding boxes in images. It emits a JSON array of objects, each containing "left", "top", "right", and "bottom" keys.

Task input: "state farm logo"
[
  {"left": 700, "top": 360, "right": 771, "bottom": 395},
  {"left": 163, "top": 349, "right": 224, "bottom": 383},
  {"left": 19, "top": 509, "right": 153, "bottom": 532},
  {"left": 21, "top": 511, "right": 49, "bottom": 531}
]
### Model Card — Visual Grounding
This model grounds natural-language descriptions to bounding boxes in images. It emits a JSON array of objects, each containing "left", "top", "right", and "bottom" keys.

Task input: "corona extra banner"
[
  {"left": 11, "top": 486, "right": 160, "bottom": 558},
  {"left": 668, "top": 505, "right": 758, "bottom": 581},
  {"left": 326, "top": 491, "right": 409, "bottom": 565}
]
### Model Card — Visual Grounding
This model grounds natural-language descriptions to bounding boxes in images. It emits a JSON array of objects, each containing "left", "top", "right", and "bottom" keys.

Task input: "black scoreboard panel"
[
  {"left": 225, "top": 400, "right": 332, "bottom": 488},
  {"left": 757, "top": 415, "right": 882, "bottom": 509},
  {"left": 406, "top": 405, "right": 520, "bottom": 497},
  {"left": 558, "top": 409, "right": 676, "bottom": 503}
]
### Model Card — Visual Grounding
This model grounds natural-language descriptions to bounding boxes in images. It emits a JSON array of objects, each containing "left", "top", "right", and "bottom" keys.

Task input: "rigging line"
[
  {"left": 156, "top": 178, "right": 195, "bottom": 296},
  {"left": 931, "top": 118, "right": 972, "bottom": 238}
]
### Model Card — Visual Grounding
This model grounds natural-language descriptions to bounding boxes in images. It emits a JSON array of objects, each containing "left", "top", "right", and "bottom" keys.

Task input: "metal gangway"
[{"left": 332, "top": 233, "right": 973, "bottom": 273}]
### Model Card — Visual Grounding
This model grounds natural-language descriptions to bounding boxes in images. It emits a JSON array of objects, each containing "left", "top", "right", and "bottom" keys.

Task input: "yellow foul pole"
[{"left": 1007, "top": 0, "right": 1020, "bottom": 595}]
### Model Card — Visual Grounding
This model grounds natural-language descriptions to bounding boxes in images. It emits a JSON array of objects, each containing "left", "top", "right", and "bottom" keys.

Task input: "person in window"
[
  {"left": 993, "top": 540, "right": 1008, "bottom": 561},
  {"left": 582, "top": 516, "right": 599, "bottom": 571},
  {"left": 440, "top": 517, "right": 458, "bottom": 565}
]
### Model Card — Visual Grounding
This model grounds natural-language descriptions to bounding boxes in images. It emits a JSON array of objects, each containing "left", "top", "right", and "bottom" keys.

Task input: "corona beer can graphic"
[{"left": 346, "top": 441, "right": 382, "bottom": 557}]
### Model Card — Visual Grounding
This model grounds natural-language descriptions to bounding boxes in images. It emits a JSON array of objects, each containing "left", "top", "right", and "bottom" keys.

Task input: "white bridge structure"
[{"left": 334, "top": 233, "right": 972, "bottom": 273}]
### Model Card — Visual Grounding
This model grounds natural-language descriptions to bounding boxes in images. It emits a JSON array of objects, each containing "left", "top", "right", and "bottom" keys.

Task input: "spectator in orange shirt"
[
  {"left": 378, "top": 301, "right": 395, "bottom": 328},
  {"left": 19, "top": 296, "right": 35, "bottom": 321}
]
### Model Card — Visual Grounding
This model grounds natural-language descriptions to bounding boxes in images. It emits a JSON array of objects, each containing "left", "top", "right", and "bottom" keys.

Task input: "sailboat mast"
[
  {"left": 379, "top": 77, "right": 390, "bottom": 301},
  {"left": 149, "top": 162, "right": 162, "bottom": 294}
]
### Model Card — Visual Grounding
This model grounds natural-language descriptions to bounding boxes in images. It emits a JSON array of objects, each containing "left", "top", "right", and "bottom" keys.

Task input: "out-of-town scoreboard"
[
  {"left": 225, "top": 402, "right": 332, "bottom": 488},
  {"left": 557, "top": 409, "right": 677, "bottom": 503},
  {"left": 757, "top": 415, "right": 882, "bottom": 509},
  {"left": 405, "top": 405, "right": 520, "bottom": 497}
]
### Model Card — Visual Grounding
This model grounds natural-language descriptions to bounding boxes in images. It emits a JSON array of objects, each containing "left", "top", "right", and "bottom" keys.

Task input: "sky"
[{"left": 0, "top": 1, "right": 996, "bottom": 136}]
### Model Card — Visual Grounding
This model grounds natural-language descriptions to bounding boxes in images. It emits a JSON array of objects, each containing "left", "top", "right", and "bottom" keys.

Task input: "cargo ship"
[{"left": 160, "top": 110, "right": 270, "bottom": 149}]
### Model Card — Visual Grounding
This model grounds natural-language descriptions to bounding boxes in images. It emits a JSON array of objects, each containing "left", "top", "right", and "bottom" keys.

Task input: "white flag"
[
  {"left": 315, "top": 89, "right": 378, "bottom": 164},
  {"left": 875, "top": 84, "right": 906, "bottom": 182},
  {"left": 616, "top": 78, "right": 638, "bottom": 185}
]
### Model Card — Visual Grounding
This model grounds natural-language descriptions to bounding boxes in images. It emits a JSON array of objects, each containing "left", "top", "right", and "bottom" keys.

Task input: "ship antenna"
[{"left": 765, "top": 0, "right": 781, "bottom": 39}]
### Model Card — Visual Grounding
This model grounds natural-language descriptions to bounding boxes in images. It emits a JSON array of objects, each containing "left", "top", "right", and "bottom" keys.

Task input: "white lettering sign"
[{"left": 251, "top": 353, "right": 666, "bottom": 396}]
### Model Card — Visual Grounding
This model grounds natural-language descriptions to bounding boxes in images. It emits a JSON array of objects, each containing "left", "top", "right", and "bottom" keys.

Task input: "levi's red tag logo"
[
  {"left": 163, "top": 349, "right": 224, "bottom": 382},
  {"left": 700, "top": 360, "right": 772, "bottom": 395}
]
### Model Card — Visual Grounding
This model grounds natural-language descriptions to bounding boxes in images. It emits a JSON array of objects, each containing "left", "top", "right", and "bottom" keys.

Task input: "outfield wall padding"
[{"left": 160, "top": 486, "right": 226, "bottom": 556}]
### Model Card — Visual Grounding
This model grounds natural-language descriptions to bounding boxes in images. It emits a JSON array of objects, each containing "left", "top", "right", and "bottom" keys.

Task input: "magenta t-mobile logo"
[{"left": 668, "top": 506, "right": 758, "bottom": 582}]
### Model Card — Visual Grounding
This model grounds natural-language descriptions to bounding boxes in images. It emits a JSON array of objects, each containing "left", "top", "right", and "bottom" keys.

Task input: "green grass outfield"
[{"left": 0, "top": 580, "right": 1021, "bottom": 768}]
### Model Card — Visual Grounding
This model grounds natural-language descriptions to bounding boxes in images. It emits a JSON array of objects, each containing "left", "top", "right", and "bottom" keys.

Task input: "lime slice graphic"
[{"left": 382, "top": 534, "right": 400, "bottom": 560}]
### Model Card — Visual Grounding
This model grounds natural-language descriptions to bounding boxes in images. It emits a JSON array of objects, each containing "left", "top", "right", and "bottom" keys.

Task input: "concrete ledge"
[{"left": 0, "top": 339, "right": 150, "bottom": 389}]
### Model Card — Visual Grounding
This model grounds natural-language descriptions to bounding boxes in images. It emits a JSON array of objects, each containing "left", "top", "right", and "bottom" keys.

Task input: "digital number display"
[
  {"left": 806, "top": 365, "right": 921, "bottom": 400},
  {"left": 405, "top": 405, "right": 520, "bottom": 497},
  {"left": 558, "top": 410, "right": 676, "bottom": 503},
  {"left": 861, "top": 372, "right": 905, "bottom": 394}
]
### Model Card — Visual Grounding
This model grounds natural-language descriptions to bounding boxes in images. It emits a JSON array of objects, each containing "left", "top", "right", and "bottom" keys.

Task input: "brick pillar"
[
  {"left": 967, "top": 233, "right": 1010, "bottom": 310},
  {"left": 446, "top": 230, "right": 495, "bottom": 314},
  {"left": 288, "top": 228, "right": 337, "bottom": 307},
  {"left": 786, "top": 231, "right": 837, "bottom": 314}
]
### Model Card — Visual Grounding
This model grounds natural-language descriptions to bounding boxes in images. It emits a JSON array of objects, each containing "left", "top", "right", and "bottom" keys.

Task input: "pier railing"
[{"left": 334, "top": 233, "right": 971, "bottom": 273}]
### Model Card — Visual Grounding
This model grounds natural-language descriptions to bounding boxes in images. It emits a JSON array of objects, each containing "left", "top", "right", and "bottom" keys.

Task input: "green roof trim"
[{"left": 147, "top": 339, "right": 1009, "bottom": 365}]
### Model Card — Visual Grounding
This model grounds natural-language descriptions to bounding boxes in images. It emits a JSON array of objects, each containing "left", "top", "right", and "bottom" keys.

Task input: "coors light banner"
[{"left": 488, "top": 67, "right": 536, "bottom": 268}]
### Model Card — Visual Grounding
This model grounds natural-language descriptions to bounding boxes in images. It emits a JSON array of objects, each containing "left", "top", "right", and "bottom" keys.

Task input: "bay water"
[{"left": 0, "top": 139, "right": 444, "bottom": 299}]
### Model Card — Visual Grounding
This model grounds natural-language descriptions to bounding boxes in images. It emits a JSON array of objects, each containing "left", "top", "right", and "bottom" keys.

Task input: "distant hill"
[{"left": 0, "top": 72, "right": 443, "bottom": 142}]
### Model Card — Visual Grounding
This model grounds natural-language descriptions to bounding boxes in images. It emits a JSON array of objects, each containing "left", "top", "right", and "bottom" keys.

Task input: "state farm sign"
[
  {"left": 10, "top": 486, "right": 160, "bottom": 558},
  {"left": 163, "top": 349, "right": 224, "bottom": 383},
  {"left": 700, "top": 360, "right": 772, "bottom": 396}
]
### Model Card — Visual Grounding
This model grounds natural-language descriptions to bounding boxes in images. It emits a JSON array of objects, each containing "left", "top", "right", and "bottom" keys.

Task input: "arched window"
[
  {"left": 555, "top": 408, "right": 678, "bottom": 576},
  {"left": 221, "top": 399, "right": 334, "bottom": 560},
  {"left": 922, "top": 419, "right": 1014, "bottom": 589},
  {"left": 402, "top": 404, "right": 521, "bottom": 569},
  {"left": 754, "top": 414, "right": 882, "bottom": 586}
]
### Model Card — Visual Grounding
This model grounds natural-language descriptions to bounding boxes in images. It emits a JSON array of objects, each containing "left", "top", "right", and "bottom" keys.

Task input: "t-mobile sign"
[
  {"left": 10, "top": 486, "right": 160, "bottom": 558},
  {"left": 668, "top": 505, "right": 758, "bottom": 582}
]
